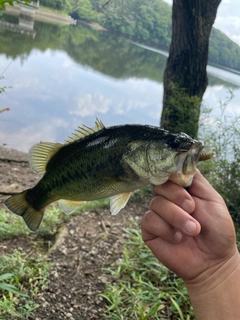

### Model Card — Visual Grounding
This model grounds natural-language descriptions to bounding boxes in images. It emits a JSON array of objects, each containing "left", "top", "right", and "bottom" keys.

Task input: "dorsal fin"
[
  {"left": 65, "top": 118, "right": 105, "bottom": 144},
  {"left": 29, "top": 142, "right": 62, "bottom": 173}
]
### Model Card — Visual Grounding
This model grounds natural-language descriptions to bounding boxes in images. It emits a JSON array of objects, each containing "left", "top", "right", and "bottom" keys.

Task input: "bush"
[{"left": 198, "top": 91, "right": 240, "bottom": 226}]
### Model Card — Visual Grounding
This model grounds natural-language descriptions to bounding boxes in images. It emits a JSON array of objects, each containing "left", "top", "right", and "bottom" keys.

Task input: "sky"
[{"left": 163, "top": 0, "right": 240, "bottom": 46}]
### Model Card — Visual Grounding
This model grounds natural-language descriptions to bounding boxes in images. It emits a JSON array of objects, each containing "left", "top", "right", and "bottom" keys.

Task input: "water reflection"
[{"left": 0, "top": 12, "right": 240, "bottom": 152}]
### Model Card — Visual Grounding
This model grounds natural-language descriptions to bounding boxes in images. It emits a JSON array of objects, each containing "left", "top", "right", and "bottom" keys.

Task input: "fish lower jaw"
[{"left": 168, "top": 172, "right": 194, "bottom": 187}]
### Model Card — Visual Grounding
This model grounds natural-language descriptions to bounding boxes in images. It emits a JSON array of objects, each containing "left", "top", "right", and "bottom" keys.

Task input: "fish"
[{"left": 4, "top": 119, "right": 212, "bottom": 231}]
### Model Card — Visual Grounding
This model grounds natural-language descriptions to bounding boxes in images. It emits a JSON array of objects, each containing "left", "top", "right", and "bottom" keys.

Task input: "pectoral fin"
[
  {"left": 110, "top": 192, "right": 132, "bottom": 215},
  {"left": 58, "top": 199, "right": 86, "bottom": 214}
]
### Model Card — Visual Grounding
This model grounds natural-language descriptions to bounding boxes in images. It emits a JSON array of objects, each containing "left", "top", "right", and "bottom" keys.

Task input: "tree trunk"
[{"left": 161, "top": 0, "right": 221, "bottom": 138}]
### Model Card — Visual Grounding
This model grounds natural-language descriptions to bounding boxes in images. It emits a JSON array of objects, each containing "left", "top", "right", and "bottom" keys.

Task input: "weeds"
[
  {"left": 0, "top": 273, "right": 27, "bottom": 296},
  {"left": 0, "top": 250, "right": 52, "bottom": 319},
  {"left": 100, "top": 222, "right": 193, "bottom": 320},
  {"left": 199, "top": 90, "right": 240, "bottom": 226},
  {"left": 0, "top": 88, "right": 239, "bottom": 319},
  {"left": 0, "top": 197, "right": 109, "bottom": 237},
  {"left": 0, "top": 81, "right": 7, "bottom": 94}
]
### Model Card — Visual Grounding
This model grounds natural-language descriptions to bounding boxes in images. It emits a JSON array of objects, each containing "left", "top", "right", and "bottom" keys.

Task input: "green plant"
[
  {"left": 162, "top": 81, "right": 202, "bottom": 138},
  {"left": 0, "top": 0, "right": 30, "bottom": 10},
  {"left": 199, "top": 90, "right": 240, "bottom": 226},
  {"left": 0, "top": 273, "right": 28, "bottom": 296},
  {"left": 0, "top": 76, "right": 7, "bottom": 94},
  {"left": 0, "top": 250, "right": 52, "bottom": 318},
  {"left": 100, "top": 221, "right": 194, "bottom": 319},
  {"left": 0, "top": 196, "right": 109, "bottom": 236}
]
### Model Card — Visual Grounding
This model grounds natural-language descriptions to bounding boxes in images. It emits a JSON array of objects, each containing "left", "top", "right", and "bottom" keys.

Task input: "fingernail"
[
  {"left": 184, "top": 221, "right": 197, "bottom": 233},
  {"left": 173, "top": 231, "right": 182, "bottom": 242}
]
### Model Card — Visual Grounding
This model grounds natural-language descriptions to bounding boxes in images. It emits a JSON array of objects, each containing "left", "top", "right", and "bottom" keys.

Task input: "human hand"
[{"left": 141, "top": 171, "right": 240, "bottom": 294}]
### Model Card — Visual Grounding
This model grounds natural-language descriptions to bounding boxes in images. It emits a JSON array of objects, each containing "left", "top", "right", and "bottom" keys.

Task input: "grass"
[
  {"left": 39, "top": 5, "right": 70, "bottom": 16},
  {"left": 198, "top": 91, "right": 240, "bottom": 226},
  {"left": 100, "top": 221, "right": 194, "bottom": 320},
  {"left": 0, "top": 250, "right": 52, "bottom": 319},
  {"left": 99, "top": 96, "right": 240, "bottom": 319},
  {"left": 0, "top": 196, "right": 110, "bottom": 318},
  {"left": 1, "top": 91, "right": 239, "bottom": 319},
  {"left": 0, "top": 197, "right": 109, "bottom": 237},
  {"left": 0, "top": 207, "right": 53, "bottom": 319}
]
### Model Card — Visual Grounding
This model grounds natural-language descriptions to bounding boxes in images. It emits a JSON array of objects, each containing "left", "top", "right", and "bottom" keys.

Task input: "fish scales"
[
  {"left": 28, "top": 125, "right": 156, "bottom": 208},
  {"left": 4, "top": 119, "right": 212, "bottom": 231}
]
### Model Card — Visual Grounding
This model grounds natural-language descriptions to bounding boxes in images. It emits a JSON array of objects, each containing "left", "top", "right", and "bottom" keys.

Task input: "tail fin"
[{"left": 4, "top": 190, "right": 44, "bottom": 232}]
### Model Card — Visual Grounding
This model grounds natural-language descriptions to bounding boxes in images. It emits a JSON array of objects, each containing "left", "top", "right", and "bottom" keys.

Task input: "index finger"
[
  {"left": 187, "top": 171, "right": 225, "bottom": 204},
  {"left": 152, "top": 180, "right": 195, "bottom": 214}
]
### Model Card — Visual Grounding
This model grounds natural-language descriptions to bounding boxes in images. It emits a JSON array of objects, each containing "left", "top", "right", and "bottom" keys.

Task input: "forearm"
[{"left": 186, "top": 252, "right": 240, "bottom": 320}]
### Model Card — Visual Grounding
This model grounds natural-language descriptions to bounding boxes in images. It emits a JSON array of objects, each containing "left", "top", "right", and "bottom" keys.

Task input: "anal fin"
[
  {"left": 110, "top": 192, "right": 132, "bottom": 215},
  {"left": 58, "top": 199, "right": 86, "bottom": 214}
]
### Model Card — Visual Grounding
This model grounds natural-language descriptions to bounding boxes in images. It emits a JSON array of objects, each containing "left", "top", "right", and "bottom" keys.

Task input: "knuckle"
[{"left": 148, "top": 195, "right": 164, "bottom": 211}]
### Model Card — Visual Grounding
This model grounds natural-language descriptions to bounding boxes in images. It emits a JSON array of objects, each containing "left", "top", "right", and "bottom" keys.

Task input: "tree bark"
[{"left": 161, "top": 0, "right": 221, "bottom": 138}]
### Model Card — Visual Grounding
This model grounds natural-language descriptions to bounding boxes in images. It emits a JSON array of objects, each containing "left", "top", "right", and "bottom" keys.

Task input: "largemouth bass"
[{"left": 4, "top": 119, "right": 212, "bottom": 231}]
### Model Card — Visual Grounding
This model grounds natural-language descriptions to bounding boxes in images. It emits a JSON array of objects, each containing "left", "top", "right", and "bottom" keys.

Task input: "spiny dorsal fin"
[
  {"left": 110, "top": 192, "right": 132, "bottom": 215},
  {"left": 29, "top": 142, "right": 62, "bottom": 173},
  {"left": 65, "top": 118, "right": 105, "bottom": 144}
]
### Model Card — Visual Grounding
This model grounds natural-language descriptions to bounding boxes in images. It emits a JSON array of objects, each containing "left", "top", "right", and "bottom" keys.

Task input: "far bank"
[{"left": 4, "top": 3, "right": 75, "bottom": 25}]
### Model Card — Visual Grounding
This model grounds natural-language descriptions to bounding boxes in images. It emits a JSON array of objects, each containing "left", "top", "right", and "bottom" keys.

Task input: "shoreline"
[{"left": 4, "top": 3, "right": 75, "bottom": 25}]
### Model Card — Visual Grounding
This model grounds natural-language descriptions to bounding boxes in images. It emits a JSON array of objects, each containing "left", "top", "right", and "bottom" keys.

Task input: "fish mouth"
[{"left": 176, "top": 141, "right": 204, "bottom": 175}]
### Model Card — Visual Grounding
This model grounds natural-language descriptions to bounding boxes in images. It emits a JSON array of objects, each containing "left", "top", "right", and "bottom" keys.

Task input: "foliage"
[
  {"left": 100, "top": 222, "right": 194, "bottom": 319},
  {"left": 0, "top": 206, "right": 61, "bottom": 236},
  {"left": 1, "top": 11, "right": 240, "bottom": 81},
  {"left": 0, "top": 273, "right": 28, "bottom": 296},
  {"left": 40, "top": 0, "right": 71, "bottom": 12},
  {"left": 198, "top": 90, "right": 240, "bottom": 226},
  {"left": 89, "top": 0, "right": 240, "bottom": 72},
  {"left": 0, "top": 18, "right": 167, "bottom": 82},
  {"left": 0, "top": 196, "right": 108, "bottom": 236},
  {"left": 3, "top": 0, "right": 236, "bottom": 71},
  {"left": 69, "top": 0, "right": 99, "bottom": 21},
  {"left": 95, "top": 0, "right": 172, "bottom": 50},
  {"left": 0, "top": 250, "right": 52, "bottom": 319},
  {"left": 237, "top": 229, "right": 240, "bottom": 251},
  {"left": 24, "top": 0, "right": 240, "bottom": 72},
  {"left": 209, "top": 28, "right": 240, "bottom": 71},
  {"left": 0, "top": 76, "right": 7, "bottom": 94},
  {"left": 0, "top": 0, "right": 29, "bottom": 10},
  {"left": 161, "top": 82, "right": 202, "bottom": 137}
]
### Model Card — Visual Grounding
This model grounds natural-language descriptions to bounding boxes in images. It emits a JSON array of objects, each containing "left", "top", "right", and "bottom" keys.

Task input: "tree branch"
[{"left": 0, "top": 158, "right": 28, "bottom": 163}]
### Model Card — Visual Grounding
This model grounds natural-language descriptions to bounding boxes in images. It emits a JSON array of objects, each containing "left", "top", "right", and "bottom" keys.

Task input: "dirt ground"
[{"left": 0, "top": 146, "right": 151, "bottom": 320}]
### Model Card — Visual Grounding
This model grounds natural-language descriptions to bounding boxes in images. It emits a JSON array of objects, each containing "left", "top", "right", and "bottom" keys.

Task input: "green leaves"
[
  {"left": 199, "top": 90, "right": 240, "bottom": 226},
  {"left": 101, "top": 221, "right": 194, "bottom": 319},
  {"left": 0, "top": 250, "right": 51, "bottom": 318},
  {"left": 99, "top": 0, "right": 172, "bottom": 49},
  {"left": 0, "top": 0, "right": 30, "bottom": 10},
  {"left": 210, "top": 28, "right": 240, "bottom": 71},
  {"left": 0, "top": 273, "right": 28, "bottom": 297}
]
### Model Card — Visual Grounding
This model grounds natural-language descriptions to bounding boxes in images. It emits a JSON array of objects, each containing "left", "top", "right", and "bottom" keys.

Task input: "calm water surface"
[{"left": 0, "top": 13, "right": 240, "bottom": 152}]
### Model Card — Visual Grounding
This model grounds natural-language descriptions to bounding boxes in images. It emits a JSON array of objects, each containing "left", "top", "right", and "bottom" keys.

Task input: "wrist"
[
  {"left": 185, "top": 250, "right": 240, "bottom": 319},
  {"left": 185, "top": 250, "right": 240, "bottom": 296}
]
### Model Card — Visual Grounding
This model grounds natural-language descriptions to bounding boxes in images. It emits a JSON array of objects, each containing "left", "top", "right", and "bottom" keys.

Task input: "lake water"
[{"left": 0, "top": 12, "right": 240, "bottom": 152}]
